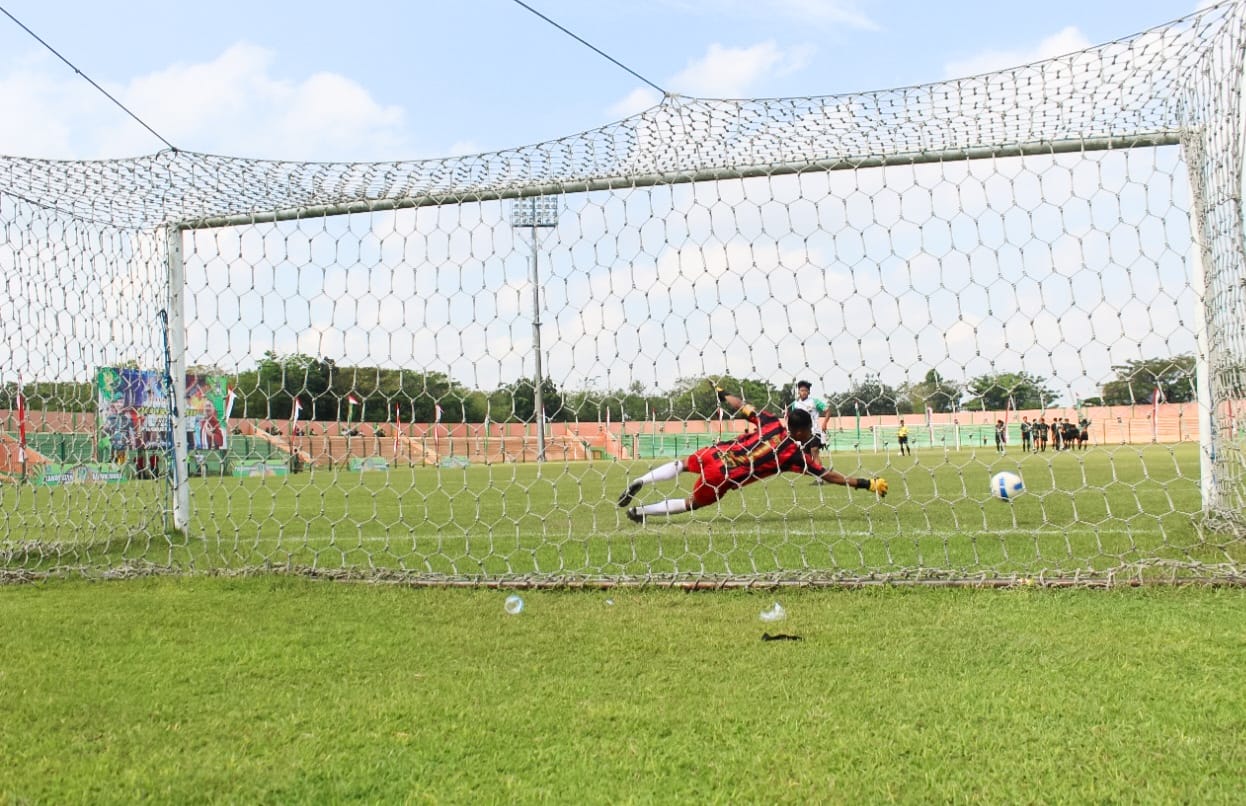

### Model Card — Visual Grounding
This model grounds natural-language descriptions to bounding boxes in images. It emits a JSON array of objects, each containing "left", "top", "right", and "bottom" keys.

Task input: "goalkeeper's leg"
[
  {"left": 627, "top": 497, "right": 691, "bottom": 523},
  {"left": 617, "top": 459, "right": 685, "bottom": 507}
]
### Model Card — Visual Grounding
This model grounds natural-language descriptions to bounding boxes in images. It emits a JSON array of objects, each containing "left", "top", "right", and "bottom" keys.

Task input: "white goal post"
[{"left": 1, "top": 1, "right": 1244, "bottom": 584}]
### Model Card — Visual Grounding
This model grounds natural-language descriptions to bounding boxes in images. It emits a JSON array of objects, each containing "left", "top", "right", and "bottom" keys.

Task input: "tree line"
[{"left": 1, "top": 353, "right": 1198, "bottom": 423}]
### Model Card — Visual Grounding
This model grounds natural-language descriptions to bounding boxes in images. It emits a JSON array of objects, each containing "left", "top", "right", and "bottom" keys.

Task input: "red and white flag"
[
  {"left": 292, "top": 397, "right": 303, "bottom": 424},
  {"left": 394, "top": 404, "right": 402, "bottom": 452},
  {"left": 16, "top": 374, "right": 27, "bottom": 465},
  {"left": 224, "top": 386, "right": 238, "bottom": 420},
  {"left": 434, "top": 402, "right": 443, "bottom": 424},
  {"left": 1151, "top": 386, "right": 1163, "bottom": 440}
]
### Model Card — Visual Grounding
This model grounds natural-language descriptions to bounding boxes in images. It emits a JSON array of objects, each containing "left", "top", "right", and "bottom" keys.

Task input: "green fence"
[
  {"left": 22, "top": 433, "right": 98, "bottom": 463},
  {"left": 633, "top": 433, "right": 724, "bottom": 459},
  {"left": 189, "top": 435, "right": 291, "bottom": 476},
  {"left": 632, "top": 424, "right": 1032, "bottom": 459}
]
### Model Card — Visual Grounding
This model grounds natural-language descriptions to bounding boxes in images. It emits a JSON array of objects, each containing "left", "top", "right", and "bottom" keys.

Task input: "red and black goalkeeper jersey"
[{"left": 712, "top": 405, "right": 826, "bottom": 485}]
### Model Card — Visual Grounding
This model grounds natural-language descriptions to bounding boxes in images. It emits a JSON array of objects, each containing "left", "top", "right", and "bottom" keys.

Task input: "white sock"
[
  {"left": 635, "top": 460, "right": 683, "bottom": 486},
  {"left": 638, "top": 498, "right": 689, "bottom": 516}
]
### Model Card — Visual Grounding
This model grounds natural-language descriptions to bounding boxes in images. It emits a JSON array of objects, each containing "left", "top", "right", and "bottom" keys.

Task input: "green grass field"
[
  {"left": 1, "top": 443, "right": 1242, "bottom": 582},
  {"left": 3, "top": 444, "right": 1245, "bottom": 801},
  {"left": 2, "top": 578, "right": 1245, "bottom": 802}
]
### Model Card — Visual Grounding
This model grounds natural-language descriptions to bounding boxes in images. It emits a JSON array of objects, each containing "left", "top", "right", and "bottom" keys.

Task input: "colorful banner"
[
  {"left": 97, "top": 367, "right": 169, "bottom": 456},
  {"left": 347, "top": 456, "right": 391, "bottom": 472},
  {"left": 34, "top": 462, "right": 127, "bottom": 486},
  {"left": 186, "top": 373, "right": 229, "bottom": 452},
  {"left": 231, "top": 460, "right": 289, "bottom": 478},
  {"left": 97, "top": 368, "right": 228, "bottom": 460}
]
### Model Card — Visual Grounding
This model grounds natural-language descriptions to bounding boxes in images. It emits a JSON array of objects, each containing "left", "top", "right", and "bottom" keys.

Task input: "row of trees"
[{"left": 1, "top": 354, "right": 1200, "bottom": 423}]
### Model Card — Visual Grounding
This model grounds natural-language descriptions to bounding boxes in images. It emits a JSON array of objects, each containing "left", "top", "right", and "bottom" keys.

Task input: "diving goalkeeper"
[{"left": 616, "top": 383, "right": 888, "bottom": 523}]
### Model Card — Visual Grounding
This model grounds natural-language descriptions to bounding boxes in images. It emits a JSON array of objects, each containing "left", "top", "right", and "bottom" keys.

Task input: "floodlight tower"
[{"left": 510, "top": 195, "right": 560, "bottom": 462}]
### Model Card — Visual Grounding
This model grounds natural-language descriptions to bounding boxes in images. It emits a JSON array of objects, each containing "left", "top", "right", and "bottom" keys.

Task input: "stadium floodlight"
[
  {"left": 510, "top": 195, "right": 560, "bottom": 229},
  {"left": 510, "top": 195, "right": 561, "bottom": 462}
]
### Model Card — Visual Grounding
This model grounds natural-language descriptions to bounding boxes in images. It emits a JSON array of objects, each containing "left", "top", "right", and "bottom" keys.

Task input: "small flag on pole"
[
  {"left": 434, "top": 402, "right": 443, "bottom": 424},
  {"left": 292, "top": 397, "right": 303, "bottom": 423},
  {"left": 16, "top": 373, "right": 27, "bottom": 466},
  {"left": 1151, "top": 386, "right": 1163, "bottom": 441},
  {"left": 394, "top": 404, "right": 402, "bottom": 453},
  {"left": 224, "top": 386, "right": 238, "bottom": 420}
]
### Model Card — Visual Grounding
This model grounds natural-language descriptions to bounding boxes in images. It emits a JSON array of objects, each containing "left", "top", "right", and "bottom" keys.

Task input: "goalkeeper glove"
[
  {"left": 715, "top": 385, "right": 728, "bottom": 403},
  {"left": 856, "top": 477, "right": 888, "bottom": 497}
]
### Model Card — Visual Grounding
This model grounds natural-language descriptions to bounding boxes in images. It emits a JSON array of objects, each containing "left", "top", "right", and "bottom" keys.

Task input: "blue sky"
[
  {"left": 0, "top": 0, "right": 1220, "bottom": 404},
  {"left": 0, "top": 0, "right": 1213, "bottom": 161}
]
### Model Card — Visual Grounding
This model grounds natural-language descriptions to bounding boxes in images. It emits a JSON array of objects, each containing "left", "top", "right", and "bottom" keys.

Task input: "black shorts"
[{"left": 807, "top": 435, "right": 825, "bottom": 450}]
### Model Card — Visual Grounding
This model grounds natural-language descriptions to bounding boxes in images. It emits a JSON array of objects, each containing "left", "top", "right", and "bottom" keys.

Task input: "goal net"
[{"left": 2, "top": 2, "right": 1245, "bottom": 585}]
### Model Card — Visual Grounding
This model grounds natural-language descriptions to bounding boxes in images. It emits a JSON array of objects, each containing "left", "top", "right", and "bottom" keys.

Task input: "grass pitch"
[
  {"left": 2, "top": 443, "right": 1244, "bottom": 801},
  {"left": 1, "top": 442, "right": 1240, "bottom": 581},
  {"left": 1, "top": 578, "right": 1245, "bottom": 802}
]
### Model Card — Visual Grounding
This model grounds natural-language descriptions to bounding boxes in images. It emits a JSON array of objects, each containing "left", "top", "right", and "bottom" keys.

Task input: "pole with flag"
[
  {"left": 16, "top": 372, "right": 27, "bottom": 480},
  {"left": 1152, "top": 385, "right": 1163, "bottom": 442},
  {"left": 483, "top": 400, "right": 491, "bottom": 457},
  {"left": 290, "top": 397, "right": 303, "bottom": 471},
  {"left": 346, "top": 394, "right": 359, "bottom": 428},
  {"left": 394, "top": 403, "right": 402, "bottom": 459},
  {"left": 433, "top": 401, "right": 442, "bottom": 459},
  {"left": 222, "top": 385, "right": 238, "bottom": 452}
]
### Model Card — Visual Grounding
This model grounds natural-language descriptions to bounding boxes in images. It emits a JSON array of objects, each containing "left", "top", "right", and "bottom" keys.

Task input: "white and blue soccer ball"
[{"left": 990, "top": 471, "right": 1025, "bottom": 501}]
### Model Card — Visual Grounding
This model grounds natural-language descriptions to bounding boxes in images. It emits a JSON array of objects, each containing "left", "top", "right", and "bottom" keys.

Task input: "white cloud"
[
  {"left": 662, "top": 0, "right": 877, "bottom": 30},
  {"left": 768, "top": 0, "right": 878, "bottom": 29},
  {"left": 0, "top": 43, "right": 411, "bottom": 161},
  {"left": 669, "top": 41, "right": 814, "bottom": 98},
  {"left": 118, "top": 44, "right": 408, "bottom": 160},
  {"left": 608, "top": 87, "right": 662, "bottom": 120},
  {"left": 0, "top": 53, "right": 110, "bottom": 159},
  {"left": 943, "top": 26, "right": 1093, "bottom": 79}
]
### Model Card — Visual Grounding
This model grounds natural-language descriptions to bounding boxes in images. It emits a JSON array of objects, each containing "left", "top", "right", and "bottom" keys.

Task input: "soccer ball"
[{"left": 990, "top": 471, "right": 1025, "bottom": 501}]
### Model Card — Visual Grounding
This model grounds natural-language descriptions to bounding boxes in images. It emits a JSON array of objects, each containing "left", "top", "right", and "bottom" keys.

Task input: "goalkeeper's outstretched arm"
[
  {"left": 713, "top": 383, "right": 745, "bottom": 413},
  {"left": 815, "top": 468, "right": 888, "bottom": 497}
]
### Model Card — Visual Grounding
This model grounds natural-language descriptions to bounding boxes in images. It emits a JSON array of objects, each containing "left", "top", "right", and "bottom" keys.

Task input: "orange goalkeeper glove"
[{"left": 856, "top": 477, "right": 888, "bottom": 497}]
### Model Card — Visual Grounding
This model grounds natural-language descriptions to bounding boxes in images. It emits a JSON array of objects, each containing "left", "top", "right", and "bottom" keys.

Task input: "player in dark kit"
[{"left": 616, "top": 384, "right": 888, "bottom": 523}]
